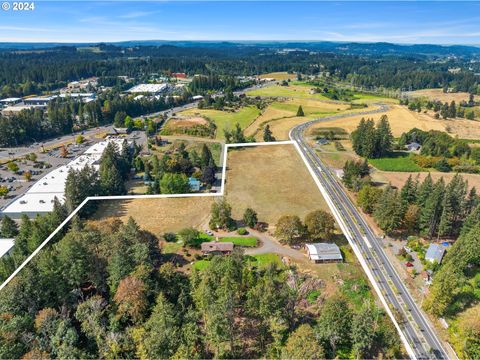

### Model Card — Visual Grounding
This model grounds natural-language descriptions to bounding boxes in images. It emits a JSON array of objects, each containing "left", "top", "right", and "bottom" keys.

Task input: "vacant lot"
[
  {"left": 92, "top": 196, "right": 214, "bottom": 237},
  {"left": 247, "top": 83, "right": 330, "bottom": 100},
  {"left": 371, "top": 171, "right": 480, "bottom": 191},
  {"left": 407, "top": 88, "right": 474, "bottom": 103},
  {"left": 178, "top": 106, "right": 261, "bottom": 139},
  {"left": 245, "top": 99, "right": 349, "bottom": 140},
  {"left": 161, "top": 117, "right": 209, "bottom": 134},
  {"left": 309, "top": 104, "right": 480, "bottom": 139},
  {"left": 225, "top": 144, "right": 330, "bottom": 225},
  {"left": 258, "top": 72, "right": 297, "bottom": 80}
]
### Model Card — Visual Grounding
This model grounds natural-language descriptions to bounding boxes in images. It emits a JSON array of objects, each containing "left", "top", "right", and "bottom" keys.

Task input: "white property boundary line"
[
  {"left": 0, "top": 136, "right": 418, "bottom": 359},
  {"left": 0, "top": 140, "right": 294, "bottom": 292},
  {"left": 290, "top": 139, "right": 417, "bottom": 360}
]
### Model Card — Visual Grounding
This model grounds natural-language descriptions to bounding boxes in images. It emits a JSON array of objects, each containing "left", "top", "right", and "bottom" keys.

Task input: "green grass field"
[
  {"left": 197, "top": 233, "right": 258, "bottom": 247},
  {"left": 178, "top": 106, "right": 261, "bottom": 139},
  {"left": 269, "top": 102, "right": 337, "bottom": 118},
  {"left": 193, "top": 253, "right": 281, "bottom": 271},
  {"left": 368, "top": 152, "right": 422, "bottom": 172}
]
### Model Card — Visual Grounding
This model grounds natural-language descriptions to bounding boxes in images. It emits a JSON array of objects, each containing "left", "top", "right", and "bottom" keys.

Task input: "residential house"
[
  {"left": 201, "top": 241, "right": 234, "bottom": 255},
  {"left": 425, "top": 243, "right": 446, "bottom": 264},
  {"left": 406, "top": 142, "right": 421, "bottom": 152}
]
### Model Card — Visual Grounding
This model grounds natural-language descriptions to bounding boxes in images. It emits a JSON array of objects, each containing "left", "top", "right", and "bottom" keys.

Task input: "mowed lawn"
[
  {"left": 177, "top": 106, "right": 260, "bottom": 139},
  {"left": 197, "top": 233, "right": 258, "bottom": 247},
  {"left": 225, "top": 144, "right": 331, "bottom": 226},
  {"left": 368, "top": 152, "right": 422, "bottom": 172},
  {"left": 194, "top": 252, "right": 282, "bottom": 271}
]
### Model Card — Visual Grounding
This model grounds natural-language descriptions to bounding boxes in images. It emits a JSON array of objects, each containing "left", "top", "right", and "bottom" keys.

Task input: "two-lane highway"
[{"left": 290, "top": 106, "right": 450, "bottom": 360}]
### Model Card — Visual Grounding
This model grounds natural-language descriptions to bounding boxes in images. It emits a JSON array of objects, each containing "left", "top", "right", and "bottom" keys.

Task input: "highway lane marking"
[{"left": 363, "top": 235, "right": 373, "bottom": 249}]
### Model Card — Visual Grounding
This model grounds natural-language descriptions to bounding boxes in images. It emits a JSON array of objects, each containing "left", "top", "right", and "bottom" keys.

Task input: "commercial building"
[
  {"left": 305, "top": 243, "right": 343, "bottom": 263},
  {"left": 59, "top": 93, "right": 96, "bottom": 103},
  {"left": 127, "top": 83, "right": 169, "bottom": 94},
  {"left": 24, "top": 96, "right": 58, "bottom": 106},
  {"left": 0, "top": 97, "right": 22, "bottom": 107},
  {"left": 0, "top": 238, "right": 14, "bottom": 259},
  {"left": 1, "top": 104, "right": 46, "bottom": 116},
  {"left": 1, "top": 138, "right": 126, "bottom": 218}
]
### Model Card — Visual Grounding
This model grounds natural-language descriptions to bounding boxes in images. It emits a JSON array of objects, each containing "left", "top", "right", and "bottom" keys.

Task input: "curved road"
[{"left": 290, "top": 105, "right": 450, "bottom": 360}]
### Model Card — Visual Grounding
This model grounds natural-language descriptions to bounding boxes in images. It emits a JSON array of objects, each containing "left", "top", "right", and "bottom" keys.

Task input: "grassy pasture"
[
  {"left": 407, "top": 88, "right": 474, "bottom": 103},
  {"left": 368, "top": 152, "right": 422, "bottom": 172},
  {"left": 258, "top": 72, "right": 297, "bottom": 80},
  {"left": 177, "top": 106, "right": 261, "bottom": 139},
  {"left": 225, "top": 144, "right": 331, "bottom": 225}
]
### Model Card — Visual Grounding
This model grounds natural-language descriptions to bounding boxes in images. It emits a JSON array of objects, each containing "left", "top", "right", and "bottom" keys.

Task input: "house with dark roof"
[
  {"left": 201, "top": 241, "right": 234, "bottom": 255},
  {"left": 305, "top": 243, "right": 343, "bottom": 263},
  {"left": 425, "top": 244, "right": 446, "bottom": 264}
]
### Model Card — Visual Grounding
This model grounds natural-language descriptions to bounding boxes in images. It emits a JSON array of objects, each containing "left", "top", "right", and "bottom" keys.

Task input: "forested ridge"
[{"left": 1, "top": 44, "right": 479, "bottom": 98}]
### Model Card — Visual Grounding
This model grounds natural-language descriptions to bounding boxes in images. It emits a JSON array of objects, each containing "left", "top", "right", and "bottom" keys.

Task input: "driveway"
[{"left": 244, "top": 229, "right": 306, "bottom": 261}]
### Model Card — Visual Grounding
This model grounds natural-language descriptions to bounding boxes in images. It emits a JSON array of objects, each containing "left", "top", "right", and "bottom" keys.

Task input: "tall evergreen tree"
[{"left": 419, "top": 178, "right": 445, "bottom": 238}]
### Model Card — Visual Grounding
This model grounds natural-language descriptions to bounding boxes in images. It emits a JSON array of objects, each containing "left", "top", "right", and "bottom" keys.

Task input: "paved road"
[{"left": 290, "top": 105, "right": 450, "bottom": 360}]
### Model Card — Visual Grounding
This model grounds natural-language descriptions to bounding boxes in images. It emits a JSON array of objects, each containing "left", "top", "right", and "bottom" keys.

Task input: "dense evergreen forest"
[
  {"left": 0, "top": 217, "right": 403, "bottom": 359},
  {"left": 0, "top": 44, "right": 479, "bottom": 98}
]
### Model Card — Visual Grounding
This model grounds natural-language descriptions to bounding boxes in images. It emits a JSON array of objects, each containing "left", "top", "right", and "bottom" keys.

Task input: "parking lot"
[{"left": 0, "top": 129, "right": 147, "bottom": 212}]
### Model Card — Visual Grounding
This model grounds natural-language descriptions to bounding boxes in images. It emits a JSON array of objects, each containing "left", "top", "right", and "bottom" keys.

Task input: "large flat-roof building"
[
  {"left": 0, "top": 238, "right": 15, "bottom": 259},
  {"left": 127, "top": 83, "right": 169, "bottom": 94},
  {"left": 2, "top": 138, "right": 126, "bottom": 218},
  {"left": 23, "top": 95, "right": 58, "bottom": 106}
]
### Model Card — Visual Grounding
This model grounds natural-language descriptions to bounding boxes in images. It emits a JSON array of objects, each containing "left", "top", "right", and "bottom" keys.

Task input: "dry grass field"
[
  {"left": 92, "top": 197, "right": 214, "bottom": 237},
  {"left": 225, "top": 144, "right": 330, "bottom": 226},
  {"left": 309, "top": 104, "right": 480, "bottom": 139},
  {"left": 258, "top": 72, "right": 297, "bottom": 80},
  {"left": 407, "top": 88, "right": 474, "bottom": 103},
  {"left": 371, "top": 170, "right": 480, "bottom": 191},
  {"left": 162, "top": 117, "right": 209, "bottom": 132},
  {"left": 177, "top": 106, "right": 260, "bottom": 139},
  {"left": 245, "top": 99, "right": 350, "bottom": 140}
]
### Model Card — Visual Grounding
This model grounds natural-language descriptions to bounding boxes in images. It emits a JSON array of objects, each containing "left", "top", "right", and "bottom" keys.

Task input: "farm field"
[
  {"left": 258, "top": 71, "right": 297, "bottom": 80},
  {"left": 309, "top": 104, "right": 480, "bottom": 139},
  {"left": 245, "top": 98, "right": 350, "bottom": 140},
  {"left": 225, "top": 144, "right": 331, "bottom": 226},
  {"left": 246, "top": 83, "right": 331, "bottom": 100},
  {"left": 92, "top": 196, "right": 214, "bottom": 237},
  {"left": 371, "top": 170, "right": 480, "bottom": 191},
  {"left": 177, "top": 105, "right": 261, "bottom": 139},
  {"left": 406, "top": 88, "right": 474, "bottom": 103}
]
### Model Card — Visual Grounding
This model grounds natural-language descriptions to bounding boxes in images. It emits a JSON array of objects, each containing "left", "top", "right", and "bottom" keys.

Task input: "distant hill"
[{"left": 0, "top": 40, "right": 479, "bottom": 57}]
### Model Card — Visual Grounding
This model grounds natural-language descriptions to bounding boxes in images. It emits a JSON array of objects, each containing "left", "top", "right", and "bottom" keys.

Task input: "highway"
[{"left": 290, "top": 106, "right": 450, "bottom": 360}]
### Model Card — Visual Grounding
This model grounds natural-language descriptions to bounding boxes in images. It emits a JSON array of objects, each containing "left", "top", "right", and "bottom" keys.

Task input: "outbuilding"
[
  {"left": 425, "top": 243, "right": 446, "bottom": 264},
  {"left": 305, "top": 243, "right": 343, "bottom": 263},
  {"left": 406, "top": 142, "right": 421, "bottom": 152}
]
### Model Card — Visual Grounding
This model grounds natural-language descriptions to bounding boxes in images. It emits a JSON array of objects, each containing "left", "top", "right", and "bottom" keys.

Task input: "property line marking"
[{"left": 0, "top": 140, "right": 294, "bottom": 292}]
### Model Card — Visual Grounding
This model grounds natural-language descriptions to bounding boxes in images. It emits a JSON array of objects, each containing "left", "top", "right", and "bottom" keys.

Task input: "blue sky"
[{"left": 1, "top": 1, "right": 480, "bottom": 44}]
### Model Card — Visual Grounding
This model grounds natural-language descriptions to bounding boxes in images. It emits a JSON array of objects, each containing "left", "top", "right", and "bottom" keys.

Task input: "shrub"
[
  {"left": 163, "top": 232, "right": 177, "bottom": 242},
  {"left": 237, "top": 227, "right": 248, "bottom": 235}
]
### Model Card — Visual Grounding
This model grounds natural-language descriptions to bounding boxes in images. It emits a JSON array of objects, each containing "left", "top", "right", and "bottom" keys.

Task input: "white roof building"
[
  {"left": 127, "top": 83, "right": 168, "bottom": 94},
  {"left": 0, "top": 238, "right": 14, "bottom": 259},
  {"left": 306, "top": 243, "right": 343, "bottom": 263},
  {"left": 2, "top": 138, "right": 127, "bottom": 218},
  {"left": 425, "top": 244, "right": 446, "bottom": 264}
]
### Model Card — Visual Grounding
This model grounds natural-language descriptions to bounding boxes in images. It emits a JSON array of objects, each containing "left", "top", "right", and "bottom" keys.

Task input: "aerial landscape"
[{"left": 0, "top": 1, "right": 479, "bottom": 359}]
